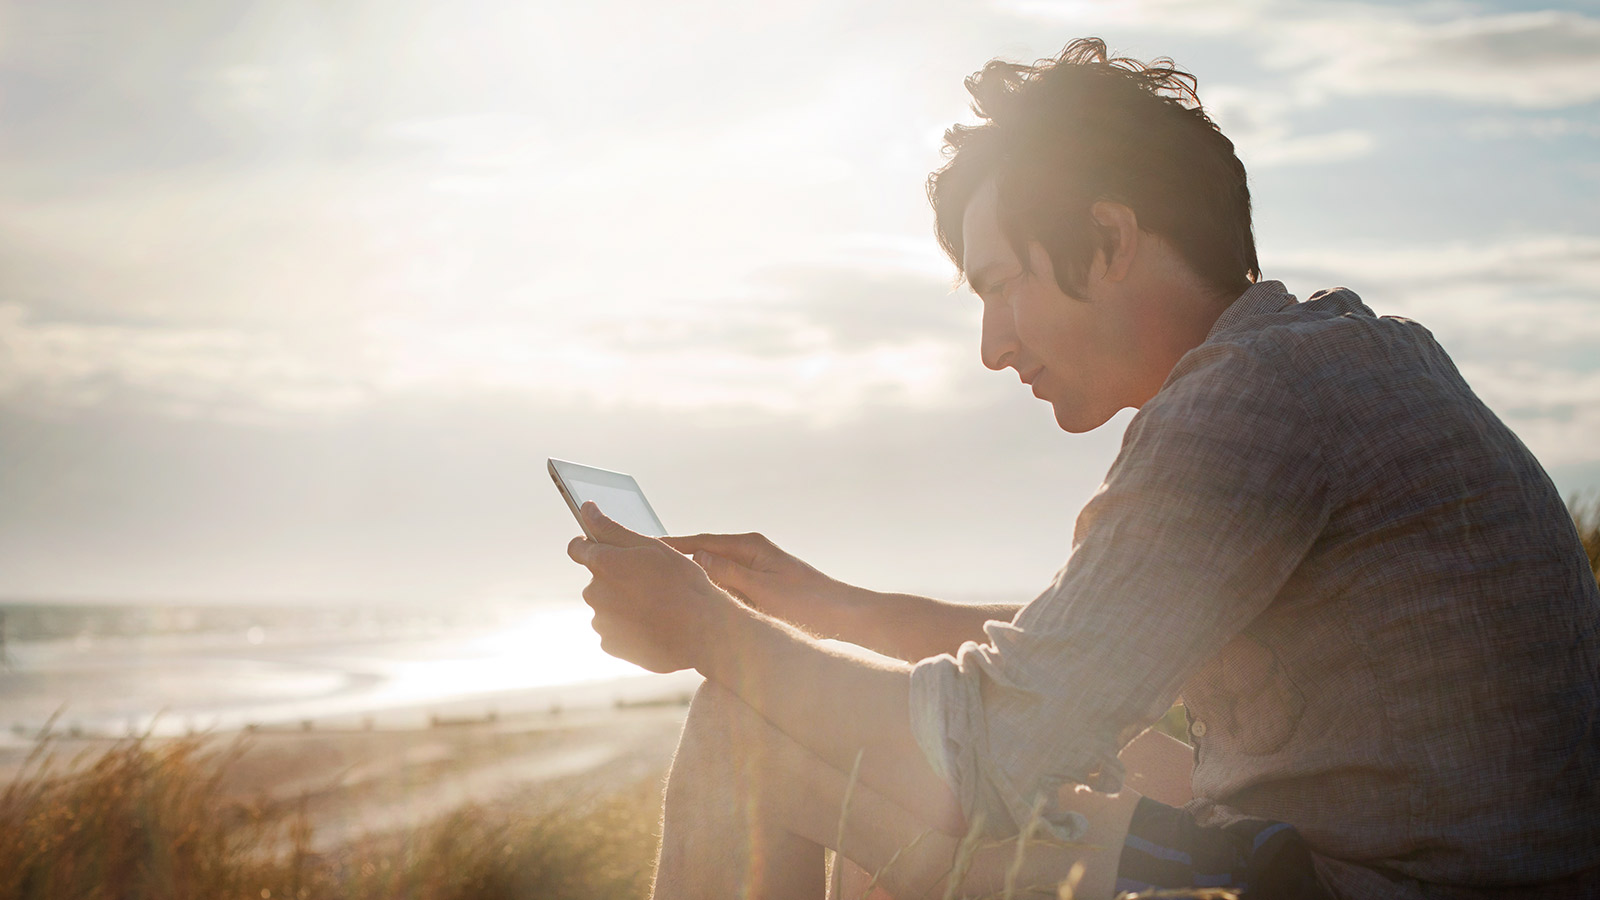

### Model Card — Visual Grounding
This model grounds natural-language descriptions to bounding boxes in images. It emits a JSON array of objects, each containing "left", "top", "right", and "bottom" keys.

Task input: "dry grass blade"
[
  {"left": 1001, "top": 793, "right": 1049, "bottom": 900},
  {"left": 861, "top": 827, "right": 935, "bottom": 900},
  {"left": 940, "top": 810, "right": 987, "bottom": 900},
  {"left": 1056, "top": 860, "right": 1086, "bottom": 899},
  {"left": 1570, "top": 494, "right": 1600, "bottom": 584},
  {"left": 829, "top": 746, "right": 866, "bottom": 900}
]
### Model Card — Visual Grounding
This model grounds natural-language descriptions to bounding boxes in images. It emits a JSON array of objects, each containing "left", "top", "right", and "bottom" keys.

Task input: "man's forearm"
[
  {"left": 697, "top": 597, "right": 965, "bottom": 830},
  {"left": 838, "top": 590, "right": 1020, "bottom": 663}
]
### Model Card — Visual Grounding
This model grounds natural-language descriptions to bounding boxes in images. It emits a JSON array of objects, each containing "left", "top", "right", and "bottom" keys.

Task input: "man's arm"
[
  {"left": 663, "top": 530, "right": 1021, "bottom": 662},
  {"left": 571, "top": 506, "right": 966, "bottom": 831},
  {"left": 836, "top": 590, "right": 1020, "bottom": 662}
]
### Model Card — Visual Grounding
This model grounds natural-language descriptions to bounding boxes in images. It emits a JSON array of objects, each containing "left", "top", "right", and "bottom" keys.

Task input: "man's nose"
[{"left": 980, "top": 299, "right": 1018, "bottom": 371}]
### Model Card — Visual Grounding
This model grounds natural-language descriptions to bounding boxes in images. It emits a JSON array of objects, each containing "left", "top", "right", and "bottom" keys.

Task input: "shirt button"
[{"left": 1191, "top": 720, "right": 1208, "bottom": 738}]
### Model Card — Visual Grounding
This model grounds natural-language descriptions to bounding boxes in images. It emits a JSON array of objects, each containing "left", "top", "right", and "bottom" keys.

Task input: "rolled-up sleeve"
[{"left": 910, "top": 342, "right": 1331, "bottom": 840}]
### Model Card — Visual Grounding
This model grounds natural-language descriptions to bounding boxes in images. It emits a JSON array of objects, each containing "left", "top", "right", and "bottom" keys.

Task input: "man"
[{"left": 567, "top": 39, "right": 1600, "bottom": 899}]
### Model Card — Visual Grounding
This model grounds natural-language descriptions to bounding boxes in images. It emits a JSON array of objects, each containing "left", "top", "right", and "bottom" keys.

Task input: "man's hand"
[
  {"left": 662, "top": 531, "right": 860, "bottom": 640},
  {"left": 567, "top": 502, "right": 739, "bottom": 674}
]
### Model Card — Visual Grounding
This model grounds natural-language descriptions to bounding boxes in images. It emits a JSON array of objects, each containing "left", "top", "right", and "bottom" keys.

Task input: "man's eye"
[{"left": 972, "top": 273, "right": 1020, "bottom": 303}]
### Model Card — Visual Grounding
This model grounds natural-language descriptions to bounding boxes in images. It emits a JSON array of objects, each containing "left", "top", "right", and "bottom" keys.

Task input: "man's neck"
[{"left": 1124, "top": 271, "right": 1234, "bottom": 407}]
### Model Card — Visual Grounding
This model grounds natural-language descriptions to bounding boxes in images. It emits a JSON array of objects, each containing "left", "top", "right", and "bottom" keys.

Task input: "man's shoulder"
[
  {"left": 1139, "top": 285, "right": 1476, "bottom": 457},
  {"left": 1211, "top": 286, "right": 1383, "bottom": 353},
  {"left": 1146, "top": 283, "right": 1517, "bottom": 493},
  {"left": 1179, "top": 287, "right": 1443, "bottom": 391}
]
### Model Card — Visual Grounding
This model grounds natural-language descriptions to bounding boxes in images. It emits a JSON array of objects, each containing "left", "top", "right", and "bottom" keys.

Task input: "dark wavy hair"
[{"left": 928, "top": 38, "right": 1259, "bottom": 299}]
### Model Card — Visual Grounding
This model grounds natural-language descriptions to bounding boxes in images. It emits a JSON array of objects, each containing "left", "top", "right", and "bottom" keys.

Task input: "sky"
[{"left": 1, "top": 0, "right": 1597, "bottom": 606}]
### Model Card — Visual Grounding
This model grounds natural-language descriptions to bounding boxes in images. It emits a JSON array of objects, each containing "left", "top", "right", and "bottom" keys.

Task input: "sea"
[{"left": 0, "top": 598, "right": 702, "bottom": 747}]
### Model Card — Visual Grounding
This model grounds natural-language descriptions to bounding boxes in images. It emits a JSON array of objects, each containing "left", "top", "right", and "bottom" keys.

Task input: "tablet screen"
[{"left": 549, "top": 459, "right": 667, "bottom": 537}]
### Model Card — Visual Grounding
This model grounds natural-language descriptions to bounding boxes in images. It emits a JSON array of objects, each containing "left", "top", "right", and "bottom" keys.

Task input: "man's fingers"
[
  {"left": 580, "top": 502, "right": 657, "bottom": 549},
  {"left": 691, "top": 549, "right": 755, "bottom": 596},
  {"left": 663, "top": 532, "right": 771, "bottom": 568},
  {"left": 570, "top": 531, "right": 689, "bottom": 587}
]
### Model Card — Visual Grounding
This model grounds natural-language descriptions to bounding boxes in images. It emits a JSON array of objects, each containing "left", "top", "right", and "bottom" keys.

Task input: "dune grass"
[
  {"left": 0, "top": 732, "right": 661, "bottom": 900},
  {"left": 1572, "top": 494, "right": 1600, "bottom": 584}
]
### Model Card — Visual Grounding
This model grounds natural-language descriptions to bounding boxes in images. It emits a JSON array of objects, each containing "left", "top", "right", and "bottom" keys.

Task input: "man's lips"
[{"left": 1020, "top": 368, "right": 1048, "bottom": 399}]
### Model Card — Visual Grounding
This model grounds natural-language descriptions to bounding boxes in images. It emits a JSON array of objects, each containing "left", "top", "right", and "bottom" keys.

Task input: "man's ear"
[{"left": 1090, "top": 200, "right": 1140, "bottom": 284}]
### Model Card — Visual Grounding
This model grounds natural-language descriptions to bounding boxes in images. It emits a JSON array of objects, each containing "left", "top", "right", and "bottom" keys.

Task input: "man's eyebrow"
[{"left": 967, "top": 263, "right": 1006, "bottom": 295}]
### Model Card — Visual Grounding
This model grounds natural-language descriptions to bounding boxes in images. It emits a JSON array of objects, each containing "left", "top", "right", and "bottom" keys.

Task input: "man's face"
[{"left": 960, "top": 178, "right": 1142, "bottom": 433}]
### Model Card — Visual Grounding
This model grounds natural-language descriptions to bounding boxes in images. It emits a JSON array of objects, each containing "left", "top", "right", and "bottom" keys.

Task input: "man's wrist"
[
  {"left": 692, "top": 587, "right": 762, "bottom": 679},
  {"left": 820, "top": 579, "right": 874, "bottom": 641}
]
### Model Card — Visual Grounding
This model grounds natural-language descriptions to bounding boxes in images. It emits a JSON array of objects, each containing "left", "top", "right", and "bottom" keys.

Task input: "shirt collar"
[{"left": 1205, "top": 280, "right": 1297, "bottom": 342}]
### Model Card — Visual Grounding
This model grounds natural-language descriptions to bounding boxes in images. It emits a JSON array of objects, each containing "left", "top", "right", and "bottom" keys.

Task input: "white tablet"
[{"left": 548, "top": 458, "right": 668, "bottom": 540}]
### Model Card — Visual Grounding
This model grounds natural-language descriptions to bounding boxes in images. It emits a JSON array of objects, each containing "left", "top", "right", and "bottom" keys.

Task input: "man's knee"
[
  {"left": 673, "top": 681, "right": 823, "bottom": 800},
  {"left": 670, "top": 682, "right": 765, "bottom": 789},
  {"left": 679, "top": 681, "right": 743, "bottom": 750}
]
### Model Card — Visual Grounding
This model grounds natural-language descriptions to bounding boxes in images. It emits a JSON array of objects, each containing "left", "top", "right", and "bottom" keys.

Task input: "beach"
[{"left": 0, "top": 597, "right": 700, "bottom": 879}]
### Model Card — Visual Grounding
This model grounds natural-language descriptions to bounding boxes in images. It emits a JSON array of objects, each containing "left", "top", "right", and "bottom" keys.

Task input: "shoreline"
[{"left": 1, "top": 662, "right": 703, "bottom": 744}]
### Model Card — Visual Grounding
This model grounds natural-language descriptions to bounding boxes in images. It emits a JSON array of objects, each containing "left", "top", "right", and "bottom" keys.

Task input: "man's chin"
[{"left": 1052, "top": 402, "right": 1116, "bottom": 434}]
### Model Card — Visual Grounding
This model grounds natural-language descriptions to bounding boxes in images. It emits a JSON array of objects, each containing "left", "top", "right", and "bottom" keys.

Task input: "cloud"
[
  {"left": 1280, "top": 9, "right": 1600, "bottom": 109},
  {"left": 1014, "top": 2, "right": 1600, "bottom": 110},
  {"left": 1003, "top": 3, "right": 1600, "bottom": 174},
  {"left": 1463, "top": 114, "right": 1600, "bottom": 140},
  {"left": 1236, "top": 128, "right": 1377, "bottom": 168},
  {"left": 1190, "top": 85, "right": 1379, "bottom": 168},
  {"left": 756, "top": 265, "right": 975, "bottom": 351},
  {"left": 1454, "top": 364, "right": 1600, "bottom": 469},
  {"left": 1005, "top": 0, "right": 1269, "bottom": 36},
  {"left": 0, "top": 166, "right": 410, "bottom": 329},
  {"left": 0, "top": 256, "right": 983, "bottom": 426},
  {"left": 359, "top": 263, "right": 981, "bottom": 422},
  {"left": 1271, "top": 234, "right": 1600, "bottom": 304},
  {"left": 0, "top": 303, "right": 372, "bottom": 422}
]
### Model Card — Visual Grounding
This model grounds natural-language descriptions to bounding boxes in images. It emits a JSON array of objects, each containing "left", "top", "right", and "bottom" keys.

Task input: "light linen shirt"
[{"left": 909, "top": 281, "right": 1600, "bottom": 898}]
